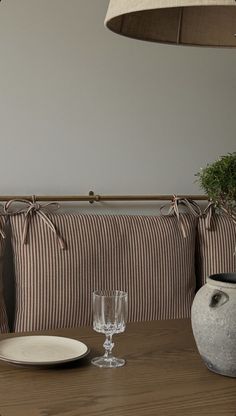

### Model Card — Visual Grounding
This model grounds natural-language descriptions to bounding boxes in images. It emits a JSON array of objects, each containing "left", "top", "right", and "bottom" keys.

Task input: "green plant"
[{"left": 196, "top": 152, "right": 236, "bottom": 216}]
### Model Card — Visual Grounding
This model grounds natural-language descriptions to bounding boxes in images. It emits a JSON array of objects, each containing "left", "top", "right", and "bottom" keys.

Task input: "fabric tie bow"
[
  {"left": 4, "top": 198, "right": 66, "bottom": 250},
  {"left": 161, "top": 195, "right": 202, "bottom": 238},
  {"left": 204, "top": 201, "right": 236, "bottom": 229},
  {"left": 203, "top": 201, "right": 236, "bottom": 255}
]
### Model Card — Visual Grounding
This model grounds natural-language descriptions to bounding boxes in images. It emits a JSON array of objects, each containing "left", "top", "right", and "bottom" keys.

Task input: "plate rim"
[{"left": 0, "top": 335, "right": 90, "bottom": 366}]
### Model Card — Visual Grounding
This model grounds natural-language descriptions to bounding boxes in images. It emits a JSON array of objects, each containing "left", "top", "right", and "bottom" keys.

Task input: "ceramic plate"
[{"left": 0, "top": 336, "right": 89, "bottom": 366}]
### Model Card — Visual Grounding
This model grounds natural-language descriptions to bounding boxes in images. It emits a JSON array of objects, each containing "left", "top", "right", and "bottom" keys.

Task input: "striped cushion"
[
  {"left": 10, "top": 213, "right": 197, "bottom": 332},
  {"left": 196, "top": 214, "right": 236, "bottom": 288},
  {"left": 0, "top": 217, "right": 9, "bottom": 333}
]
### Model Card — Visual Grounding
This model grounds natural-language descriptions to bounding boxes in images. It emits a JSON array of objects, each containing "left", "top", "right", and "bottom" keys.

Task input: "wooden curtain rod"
[{"left": 0, "top": 192, "right": 208, "bottom": 203}]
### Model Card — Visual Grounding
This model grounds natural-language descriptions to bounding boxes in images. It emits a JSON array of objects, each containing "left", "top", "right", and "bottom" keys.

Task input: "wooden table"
[{"left": 0, "top": 319, "right": 235, "bottom": 416}]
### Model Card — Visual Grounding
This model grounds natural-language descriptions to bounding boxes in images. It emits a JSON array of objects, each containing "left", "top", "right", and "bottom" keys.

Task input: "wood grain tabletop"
[{"left": 0, "top": 319, "right": 235, "bottom": 416}]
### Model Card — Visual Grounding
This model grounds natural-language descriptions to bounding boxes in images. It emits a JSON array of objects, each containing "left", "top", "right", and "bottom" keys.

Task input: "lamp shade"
[{"left": 105, "top": 0, "right": 236, "bottom": 47}]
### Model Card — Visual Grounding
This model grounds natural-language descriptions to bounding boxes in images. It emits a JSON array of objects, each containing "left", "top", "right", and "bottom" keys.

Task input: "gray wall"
[{"left": 0, "top": 0, "right": 235, "bottom": 213}]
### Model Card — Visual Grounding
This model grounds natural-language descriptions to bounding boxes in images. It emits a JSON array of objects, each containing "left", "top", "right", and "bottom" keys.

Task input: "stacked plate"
[{"left": 0, "top": 336, "right": 89, "bottom": 367}]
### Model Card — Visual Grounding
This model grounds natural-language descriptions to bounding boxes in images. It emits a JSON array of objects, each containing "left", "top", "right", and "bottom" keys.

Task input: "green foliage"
[{"left": 196, "top": 152, "right": 236, "bottom": 213}]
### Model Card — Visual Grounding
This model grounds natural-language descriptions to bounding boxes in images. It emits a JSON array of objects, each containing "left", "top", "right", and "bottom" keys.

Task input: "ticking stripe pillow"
[
  {"left": 196, "top": 214, "right": 236, "bottom": 288},
  {"left": 0, "top": 216, "right": 9, "bottom": 333},
  {"left": 10, "top": 213, "right": 196, "bottom": 332}
]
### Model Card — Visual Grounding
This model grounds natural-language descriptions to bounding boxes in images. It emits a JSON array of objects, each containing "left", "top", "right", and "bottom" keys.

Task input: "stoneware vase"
[{"left": 191, "top": 273, "right": 236, "bottom": 378}]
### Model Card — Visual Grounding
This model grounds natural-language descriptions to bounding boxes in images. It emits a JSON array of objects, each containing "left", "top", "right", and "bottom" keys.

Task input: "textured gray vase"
[{"left": 191, "top": 273, "right": 236, "bottom": 378}]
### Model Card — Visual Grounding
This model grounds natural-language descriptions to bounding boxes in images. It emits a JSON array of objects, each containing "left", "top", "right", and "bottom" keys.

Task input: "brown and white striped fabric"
[
  {"left": 196, "top": 214, "right": 236, "bottom": 288},
  {"left": 0, "top": 216, "right": 9, "bottom": 333},
  {"left": 10, "top": 213, "right": 197, "bottom": 332}
]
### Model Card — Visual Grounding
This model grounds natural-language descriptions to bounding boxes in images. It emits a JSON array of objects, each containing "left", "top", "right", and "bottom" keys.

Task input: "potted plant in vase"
[
  {"left": 191, "top": 152, "right": 236, "bottom": 378},
  {"left": 195, "top": 152, "right": 236, "bottom": 221}
]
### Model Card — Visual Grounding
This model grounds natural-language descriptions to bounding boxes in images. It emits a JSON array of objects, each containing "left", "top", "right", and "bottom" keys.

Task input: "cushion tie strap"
[
  {"left": 4, "top": 198, "right": 66, "bottom": 250},
  {"left": 161, "top": 195, "right": 202, "bottom": 238},
  {"left": 204, "top": 202, "right": 236, "bottom": 229},
  {"left": 203, "top": 201, "right": 215, "bottom": 230},
  {"left": 224, "top": 209, "right": 236, "bottom": 256},
  {"left": 0, "top": 210, "right": 6, "bottom": 240},
  {"left": 0, "top": 228, "right": 6, "bottom": 240},
  {"left": 220, "top": 206, "right": 236, "bottom": 224},
  {"left": 203, "top": 201, "right": 236, "bottom": 255},
  {"left": 0, "top": 205, "right": 7, "bottom": 240}
]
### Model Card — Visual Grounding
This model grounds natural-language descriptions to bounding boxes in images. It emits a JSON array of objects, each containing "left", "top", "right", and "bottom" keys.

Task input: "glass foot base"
[{"left": 91, "top": 356, "right": 125, "bottom": 368}]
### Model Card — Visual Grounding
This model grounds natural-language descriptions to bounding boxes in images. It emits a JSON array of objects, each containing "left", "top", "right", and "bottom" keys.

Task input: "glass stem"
[{"left": 103, "top": 334, "right": 114, "bottom": 359}]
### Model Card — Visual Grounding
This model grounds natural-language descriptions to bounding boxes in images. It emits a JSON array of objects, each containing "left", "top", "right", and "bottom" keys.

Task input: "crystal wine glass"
[{"left": 91, "top": 290, "right": 128, "bottom": 368}]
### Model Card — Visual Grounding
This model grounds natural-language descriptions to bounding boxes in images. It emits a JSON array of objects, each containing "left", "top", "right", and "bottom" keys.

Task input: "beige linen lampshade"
[{"left": 105, "top": 0, "right": 236, "bottom": 47}]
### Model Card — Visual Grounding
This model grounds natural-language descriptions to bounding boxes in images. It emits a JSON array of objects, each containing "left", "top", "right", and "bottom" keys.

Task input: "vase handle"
[{"left": 209, "top": 290, "right": 229, "bottom": 308}]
